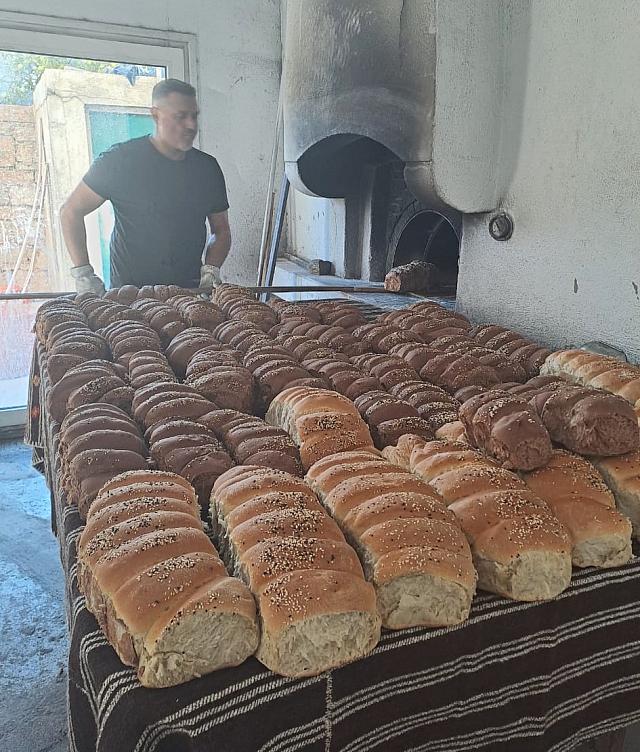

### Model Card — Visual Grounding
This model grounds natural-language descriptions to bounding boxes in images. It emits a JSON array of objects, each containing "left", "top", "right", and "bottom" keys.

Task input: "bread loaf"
[
  {"left": 210, "top": 466, "right": 380, "bottom": 676},
  {"left": 388, "top": 380, "right": 460, "bottom": 432},
  {"left": 145, "top": 417, "right": 234, "bottom": 508},
  {"left": 184, "top": 345, "right": 255, "bottom": 413},
  {"left": 395, "top": 437, "right": 572, "bottom": 601},
  {"left": 435, "top": 421, "right": 469, "bottom": 444},
  {"left": 593, "top": 451, "right": 640, "bottom": 538},
  {"left": 57, "top": 404, "right": 149, "bottom": 517},
  {"left": 307, "top": 300, "right": 367, "bottom": 330},
  {"left": 166, "top": 295, "right": 226, "bottom": 330},
  {"left": 198, "top": 409, "right": 304, "bottom": 476},
  {"left": 459, "top": 389, "right": 552, "bottom": 470},
  {"left": 352, "top": 390, "right": 434, "bottom": 448},
  {"left": 520, "top": 450, "right": 632, "bottom": 567},
  {"left": 542, "top": 349, "right": 640, "bottom": 418},
  {"left": 77, "top": 472, "right": 258, "bottom": 688},
  {"left": 384, "top": 260, "right": 440, "bottom": 293},
  {"left": 266, "top": 386, "right": 375, "bottom": 469},
  {"left": 306, "top": 451, "right": 476, "bottom": 628},
  {"left": 529, "top": 383, "right": 639, "bottom": 456}
]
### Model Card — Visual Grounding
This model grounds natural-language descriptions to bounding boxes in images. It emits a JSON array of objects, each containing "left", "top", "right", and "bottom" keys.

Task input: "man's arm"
[
  {"left": 204, "top": 211, "right": 232, "bottom": 268},
  {"left": 60, "top": 181, "right": 106, "bottom": 267}
]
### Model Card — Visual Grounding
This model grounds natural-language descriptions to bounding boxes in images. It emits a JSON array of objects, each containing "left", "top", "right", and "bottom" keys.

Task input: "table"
[{"left": 26, "top": 344, "right": 640, "bottom": 752}]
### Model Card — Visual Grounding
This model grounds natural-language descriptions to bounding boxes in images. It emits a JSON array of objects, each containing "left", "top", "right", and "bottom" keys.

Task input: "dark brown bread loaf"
[
  {"left": 166, "top": 295, "right": 226, "bottom": 329},
  {"left": 459, "top": 389, "right": 552, "bottom": 470},
  {"left": 58, "top": 404, "right": 150, "bottom": 518},
  {"left": 146, "top": 420, "right": 234, "bottom": 508},
  {"left": 351, "top": 353, "right": 421, "bottom": 389},
  {"left": 198, "top": 409, "right": 304, "bottom": 477},
  {"left": 529, "top": 384, "right": 639, "bottom": 456},
  {"left": 419, "top": 352, "right": 500, "bottom": 394},
  {"left": 389, "top": 381, "right": 460, "bottom": 432},
  {"left": 384, "top": 260, "right": 440, "bottom": 293},
  {"left": 352, "top": 390, "right": 434, "bottom": 448},
  {"left": 47, "top": 363, "right": 127, "bottom": 423}
]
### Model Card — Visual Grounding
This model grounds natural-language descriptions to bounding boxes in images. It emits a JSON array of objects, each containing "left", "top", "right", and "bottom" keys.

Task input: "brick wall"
[{"left": 0, "top": 105, "right": 50, "bottom": 292}]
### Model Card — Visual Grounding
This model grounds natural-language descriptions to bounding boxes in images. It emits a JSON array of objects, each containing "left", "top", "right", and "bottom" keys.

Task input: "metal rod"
[
  {"left": 0, "top": 291, "right": 74, "bottom": 300},
  {"left": 0, "top": 288, "right": 206, "bottom": 301},
  {"left": 0, "top": 285, "right": 450, "bottom": 301},
  {"left": 260, "top": 174, "right": 290, "bottom": 301},
  {"left": 256, "top": 75, "right": 284, "bottom": 286},
  {"left": 246, "top": 285, "right": 388, "bottom": 294}
]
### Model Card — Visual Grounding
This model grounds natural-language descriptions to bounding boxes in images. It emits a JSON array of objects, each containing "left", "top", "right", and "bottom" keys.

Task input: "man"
[{"left": 60, "top": 78, "right": 231, "bottom": 293}]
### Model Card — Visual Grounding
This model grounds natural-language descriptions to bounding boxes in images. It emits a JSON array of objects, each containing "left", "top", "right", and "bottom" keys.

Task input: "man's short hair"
[{"left": 152, "top": 78, "right": 196, "bottom": 103}]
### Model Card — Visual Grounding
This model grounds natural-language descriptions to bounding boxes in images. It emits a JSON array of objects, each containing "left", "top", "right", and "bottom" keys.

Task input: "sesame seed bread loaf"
[
  {"left": 435, "top": 420, "right": 469, "bottom": 444},
  {"left": 592, "top": 450, "right": 640, "bottom": 538},
  {"left": 520, "top": 450, "right": 632, "bottom": 567},
  {"left": 78, "top": 471, "right": 258, "bottom": 688},
  {"left": 396, "top": 437, "right": 572, "bottom": 601},
  {"left": 265, "top": 386, "right": 375, "bottom": 470},
  {"left": 210, "top": 466, "right": 381, "bottom": 677},
  {"left": 306, "top": 451, "right": 476, "bottom": 629}
]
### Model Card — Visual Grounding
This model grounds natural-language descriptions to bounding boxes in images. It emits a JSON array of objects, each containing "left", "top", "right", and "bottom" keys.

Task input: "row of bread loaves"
[{"left": 77, "top": 470, "right": 259, "bottom": 687}]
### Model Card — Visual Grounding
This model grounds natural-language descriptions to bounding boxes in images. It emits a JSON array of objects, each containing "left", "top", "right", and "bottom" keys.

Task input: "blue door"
[{"left": 87, "top": 109, "right": 155, "bottom": 286}]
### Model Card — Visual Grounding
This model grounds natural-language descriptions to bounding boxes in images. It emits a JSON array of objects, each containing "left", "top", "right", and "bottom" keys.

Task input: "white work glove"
[
  {"left": 199, "top": 264, "right": 223, "bottom": 291},
  {"left": 70, "top": 264, "right": 105, "bottom": 295}
]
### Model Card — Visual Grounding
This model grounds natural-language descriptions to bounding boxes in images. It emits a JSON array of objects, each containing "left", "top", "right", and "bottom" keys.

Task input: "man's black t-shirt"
[{"left": 83, "top": 136, "right": 229, "bottom": 287}]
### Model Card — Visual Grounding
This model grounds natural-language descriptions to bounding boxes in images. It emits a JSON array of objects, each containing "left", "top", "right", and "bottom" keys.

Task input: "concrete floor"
[
  {"left": 0, "top": 437, "right": 638, "bottom": 752},
  {"left": 0, "top": 440, "right": 68, "bottom": 752}
]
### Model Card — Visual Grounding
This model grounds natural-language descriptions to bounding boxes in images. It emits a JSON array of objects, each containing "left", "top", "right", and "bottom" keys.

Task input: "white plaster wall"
[
  {"left": 287, "top": 190, "right": 346, "bottom": 276},
  {"left": 456, "top": 0, "right": 640, "bottom": 361},
  {"left": 1, "top": 0, "right": 282, "bottom": 284}
]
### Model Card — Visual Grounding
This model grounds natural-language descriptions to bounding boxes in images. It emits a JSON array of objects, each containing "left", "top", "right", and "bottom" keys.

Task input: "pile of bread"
[{"left": 32, "top": 286, "right": 640, "bottom": 688}]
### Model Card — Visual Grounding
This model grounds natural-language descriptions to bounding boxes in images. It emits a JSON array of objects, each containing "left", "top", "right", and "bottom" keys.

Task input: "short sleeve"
[
  {"left": 207, "top": 158, "right": 230, "bottom": 214},
  {"left": 82, "top": 146, "right": 124, "bottom": 200}
]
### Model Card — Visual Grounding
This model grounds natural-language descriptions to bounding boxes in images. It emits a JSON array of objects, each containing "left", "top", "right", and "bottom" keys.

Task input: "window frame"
[{"left": 0, "top": 11, "right": 197, "bottom": 425}]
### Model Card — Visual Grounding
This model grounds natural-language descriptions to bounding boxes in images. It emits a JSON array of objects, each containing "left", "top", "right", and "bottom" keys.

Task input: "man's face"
[{"left": 153, "top": 92, "right": 199, "bottom": 152}]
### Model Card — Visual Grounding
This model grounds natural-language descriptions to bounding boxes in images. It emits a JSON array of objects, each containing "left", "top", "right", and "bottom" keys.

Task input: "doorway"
[{"left": 0, "top": 12, "right": 192, "bottom": 425}]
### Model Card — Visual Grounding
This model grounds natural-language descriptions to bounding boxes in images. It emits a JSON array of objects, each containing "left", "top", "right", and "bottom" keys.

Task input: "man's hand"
[
  {"left": 70, "top": 264, "right": 105, "bottom": 295},
  {"left": 200, "top": 264, "right": 223, "bottom": 291}
]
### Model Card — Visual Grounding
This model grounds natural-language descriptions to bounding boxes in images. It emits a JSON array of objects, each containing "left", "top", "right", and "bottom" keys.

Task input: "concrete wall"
[
  {"left": 0, "top": 0, "right": 282, "bottom": 285},
  {"left": 455, "top": 0, "right": 640, "bottom": 362},
  {"left": 284, "top": 0, "right": 640, "bottom": 361},
  {"left": 0, "top": 104, "right": 50, "bottom": 292}
]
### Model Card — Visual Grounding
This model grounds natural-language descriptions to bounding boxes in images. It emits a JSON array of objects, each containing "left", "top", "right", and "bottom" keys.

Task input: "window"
[{"left": 0, "top": 12, "right": 195, "bottom": 424}]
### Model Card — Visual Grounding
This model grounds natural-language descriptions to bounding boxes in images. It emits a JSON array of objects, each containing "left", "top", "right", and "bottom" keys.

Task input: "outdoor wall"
[
  {"left": 455, "top": 0, "right": 640, "bottom": 362},
  {"left": 0, "top": 104, "right": 49, "bottom": 292},
  {"left": 0, "top": 0, "right": 282, "bottom": 285}
]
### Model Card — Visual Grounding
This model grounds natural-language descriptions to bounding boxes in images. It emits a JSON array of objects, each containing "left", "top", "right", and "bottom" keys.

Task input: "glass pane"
[
  {"left": 0, "top": 299, "right": 41, "bottom": 410},
  {"left": 0, "top": 50, "right": 166, "bottom": 295},
  {"left": 0, "top": 50, "right": 167, "bottom": 416}
]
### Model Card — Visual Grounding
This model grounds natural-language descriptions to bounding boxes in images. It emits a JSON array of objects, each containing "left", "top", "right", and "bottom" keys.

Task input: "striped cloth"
[{"left": 28, "top": 345, "right": 640, "bottom": 752}]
